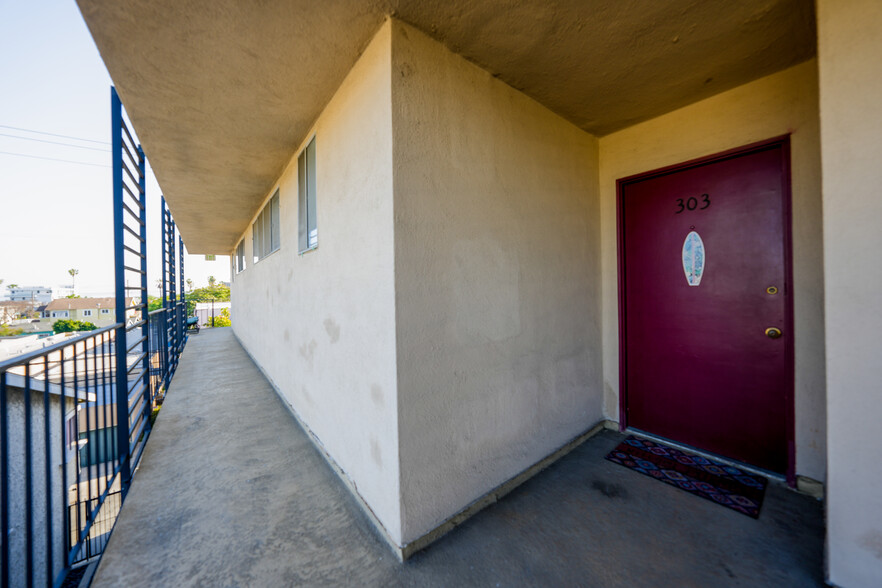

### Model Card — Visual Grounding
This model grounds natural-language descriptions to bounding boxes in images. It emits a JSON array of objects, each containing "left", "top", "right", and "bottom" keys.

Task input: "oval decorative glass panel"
[{"left": 682, "top": 230, "right": 705, "bottom": 286}]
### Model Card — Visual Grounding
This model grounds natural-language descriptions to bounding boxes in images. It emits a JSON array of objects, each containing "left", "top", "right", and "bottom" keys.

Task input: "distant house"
[
  {"left": 44, "top": 297, "right": 136, "bottom": 328},
  {"left": 6, "top": 286, "right": 53, "bottom": 305},
  {"left": 0, "top": 301, "right": 41, "bottom": 325},
  {"left": 54, "top": 285, "right": 75, "bottom": 299}
]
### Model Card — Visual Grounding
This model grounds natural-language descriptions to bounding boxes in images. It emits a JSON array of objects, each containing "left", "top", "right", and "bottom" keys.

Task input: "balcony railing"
[
  {"left": 0, "top": 86, "right": 191, "bottom": 587},
  {"left": 0, "top": 303, "right": 189, "bottom": 587}
]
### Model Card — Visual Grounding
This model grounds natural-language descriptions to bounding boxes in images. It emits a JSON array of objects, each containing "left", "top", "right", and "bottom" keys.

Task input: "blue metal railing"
[
  {"left": 111, "top": 84, "right": 150, "bottom": 491},
  {"left": 0, "top": 87, "right": 190, "bottom": 587},
  {"left": 1, "top": 326, "right": 120, "bottom": 587},
  {"left": 161, "top": 197, "right": 186, "bottom": 383}
]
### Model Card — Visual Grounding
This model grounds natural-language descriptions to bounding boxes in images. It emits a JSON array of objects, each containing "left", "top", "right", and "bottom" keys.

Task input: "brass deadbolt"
[
  {"left": 765, "top": 327, "right": 783, "bottom": 339},
  {"left": 766, "top": 286, "right": 779, "bottom": 295}
]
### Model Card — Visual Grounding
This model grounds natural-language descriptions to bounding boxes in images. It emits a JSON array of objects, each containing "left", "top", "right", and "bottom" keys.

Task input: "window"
[
  {"left": 252, "top": 190, "right": 280, "bottom": 262},
  {"left": 65, "top": 413, "right": 78, "bottom": 450},
  {"left": 101, "top": 309, "right": 111, "bottom": 315},
  {"left": 236, "top": 239, "right": 246, "bottom": 273},
  {"left": 82, "top": 309, "right": 93, "bottom": 317},
  {"left": 79, "top": 427, "right": 119, "bottom": 467},
  {"left": 52, "top": 311, "right": 69, "bottom": 318},
  {"left": 298, "top": 137, "right": 317, "bottom": 253}
]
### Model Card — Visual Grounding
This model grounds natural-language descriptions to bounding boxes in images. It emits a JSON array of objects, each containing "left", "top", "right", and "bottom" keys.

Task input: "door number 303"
[{"left": 675, "top": 194, "right": 711, "bottom": 214}]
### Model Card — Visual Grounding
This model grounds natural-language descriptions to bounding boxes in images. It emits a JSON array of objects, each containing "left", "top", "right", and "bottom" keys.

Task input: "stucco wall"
[
  {"left": 230, "top": 22, "right": 401, "bottom": 540},
  {"left": 817, "top": 1, "right": 882, "bottom": 585},
  {"left": 390, "top": 21, "right": 603, "bottom": 544},
  {"left": 597, "top": 60, "right": 826, "bottom": 482},
  {"left": 1, "top": 390, "right": 73, "bottom": 588}
]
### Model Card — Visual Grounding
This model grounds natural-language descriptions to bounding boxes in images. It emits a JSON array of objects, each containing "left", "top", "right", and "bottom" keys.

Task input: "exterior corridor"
[{"left": 93, "top": 328, "right": 824, "bottom": 586}]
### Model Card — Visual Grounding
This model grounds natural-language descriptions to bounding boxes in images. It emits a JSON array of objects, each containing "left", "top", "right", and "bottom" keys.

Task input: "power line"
[
  {"left": 0, "top": 150, "right": 110, "bottom": 168},
  {"left": 0, "top": 124, "right": 111, "bottom": 146},
  {"left": 0, "top": 132, "right": 111, "bottom": 152}
]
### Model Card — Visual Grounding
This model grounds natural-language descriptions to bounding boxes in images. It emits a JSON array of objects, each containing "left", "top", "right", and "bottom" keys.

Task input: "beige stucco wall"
[
  {"left": 390, "top": 21, "right": 603, "bottom": 544},
  {"left": 230, "top": 22, "right": 402, "bottom": 541},
  {"left": 598, "top": 59, "right": 826, "bottom": 482},
  {"left": 230, "top": 19, "right": 833, "bottom": 556},
  {"left": 817, "top": 1, "right": 882, "bottom": 585}
]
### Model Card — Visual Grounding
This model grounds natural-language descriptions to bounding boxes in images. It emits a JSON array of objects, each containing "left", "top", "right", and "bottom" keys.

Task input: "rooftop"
[
  {"left": 44, "top": 297, "right": 134, "bottom": 311},
  {"left": 0, "top": 301, "right": 35, "bottom": 310}
]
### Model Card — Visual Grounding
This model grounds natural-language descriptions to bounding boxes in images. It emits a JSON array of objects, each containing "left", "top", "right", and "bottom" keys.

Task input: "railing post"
[
  {"left": 161, "top": 197, "right": 167, "bottom": 308},
  {"left": 161, "top": 196, "right": 168, "bottom": 390},
  {"left": 137, "top": 145, "right": 152, "bottom": 427},
  {"left": 0, "top": 372, "right": 8, "bottom": 588},
  {"left": 42, "top": 354, "right": 53, "bottom": 587},
  {"left": 179, "top": 235, "right": 185, "bottom": 349},
  {"left": 111, "top": 87, "right": 132, "bottom": 487},
  {"left": 162, "top": 309, "right": 169, "bottom": 387},
  {"left": 168, "top": 219, "right": 177, "bottom": 373}
]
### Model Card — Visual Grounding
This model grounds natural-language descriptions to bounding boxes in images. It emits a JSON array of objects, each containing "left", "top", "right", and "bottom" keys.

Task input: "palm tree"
[
  {"left": 186, "top": 278, "right": 193, "bottom": 291},
  {"left": 208, "top": 276, "right": 217, "bottom": 287},
  {"left": 68, "top": 269, "right": 79, "bottom": 294}
]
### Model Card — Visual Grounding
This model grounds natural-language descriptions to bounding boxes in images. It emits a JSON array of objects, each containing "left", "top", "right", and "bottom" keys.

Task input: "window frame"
[
  {"left": 252, "top": 190, "right": 281, "bottom": 263},
  {"left": 235, "top": 239, "right": 246, "bottom": 273},
  {"left": 298, "top": 136, "right": 318, "bottom": 254},
  {"left": 81, "top": 309, "right": 93, "bottom": 317},
  {"left": 65, "top": 411, "right": 78, "bottom": 450}
]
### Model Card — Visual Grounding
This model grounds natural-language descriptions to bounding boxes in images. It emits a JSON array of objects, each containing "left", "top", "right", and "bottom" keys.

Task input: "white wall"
[
  {"left": 817, "top": 1, "right": 882, "bottom": 585},
  {"left": 390, "top": 21, "right": 603, "bottom": 544},
  {"left": 598, "top": 60, "right": 826, "bottom": 482},
  {"left": 230, "top": 22, "right": 401, "bottom": 541}
]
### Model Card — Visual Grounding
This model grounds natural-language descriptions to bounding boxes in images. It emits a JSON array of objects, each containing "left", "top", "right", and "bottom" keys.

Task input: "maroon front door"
[{"left": 619, "top": 139, "right": 793, "bottom": 474}]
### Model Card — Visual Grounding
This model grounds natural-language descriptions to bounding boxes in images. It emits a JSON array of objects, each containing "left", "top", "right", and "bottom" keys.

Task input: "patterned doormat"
[{"left": 605, "top": 436, "right": 768, "bottom": 518}]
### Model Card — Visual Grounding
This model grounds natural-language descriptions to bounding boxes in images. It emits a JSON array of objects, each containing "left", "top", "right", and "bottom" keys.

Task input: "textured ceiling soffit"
[{"left": 77, "top": 0, "right": 816, "bottom": 253}]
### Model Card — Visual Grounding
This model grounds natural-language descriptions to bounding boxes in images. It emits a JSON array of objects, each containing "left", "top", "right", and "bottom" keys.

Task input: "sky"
[{"left": 0, "top": 1, "right": 230, "bottom": 299}]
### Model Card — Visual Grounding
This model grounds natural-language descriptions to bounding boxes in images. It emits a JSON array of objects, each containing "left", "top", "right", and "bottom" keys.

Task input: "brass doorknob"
[{"left": 765, "top": 327, "right": 783, "bottom": 339}]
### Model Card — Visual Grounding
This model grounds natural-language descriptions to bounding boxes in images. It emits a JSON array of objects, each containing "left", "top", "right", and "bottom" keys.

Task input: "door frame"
[{"left": 615, "top": 135, "right": 796, "bottom": 484}]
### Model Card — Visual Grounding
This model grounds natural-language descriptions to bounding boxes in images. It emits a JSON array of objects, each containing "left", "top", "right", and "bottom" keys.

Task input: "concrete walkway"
[{"left": 93, "top": 328, "right": 824, "bottom": 587}]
